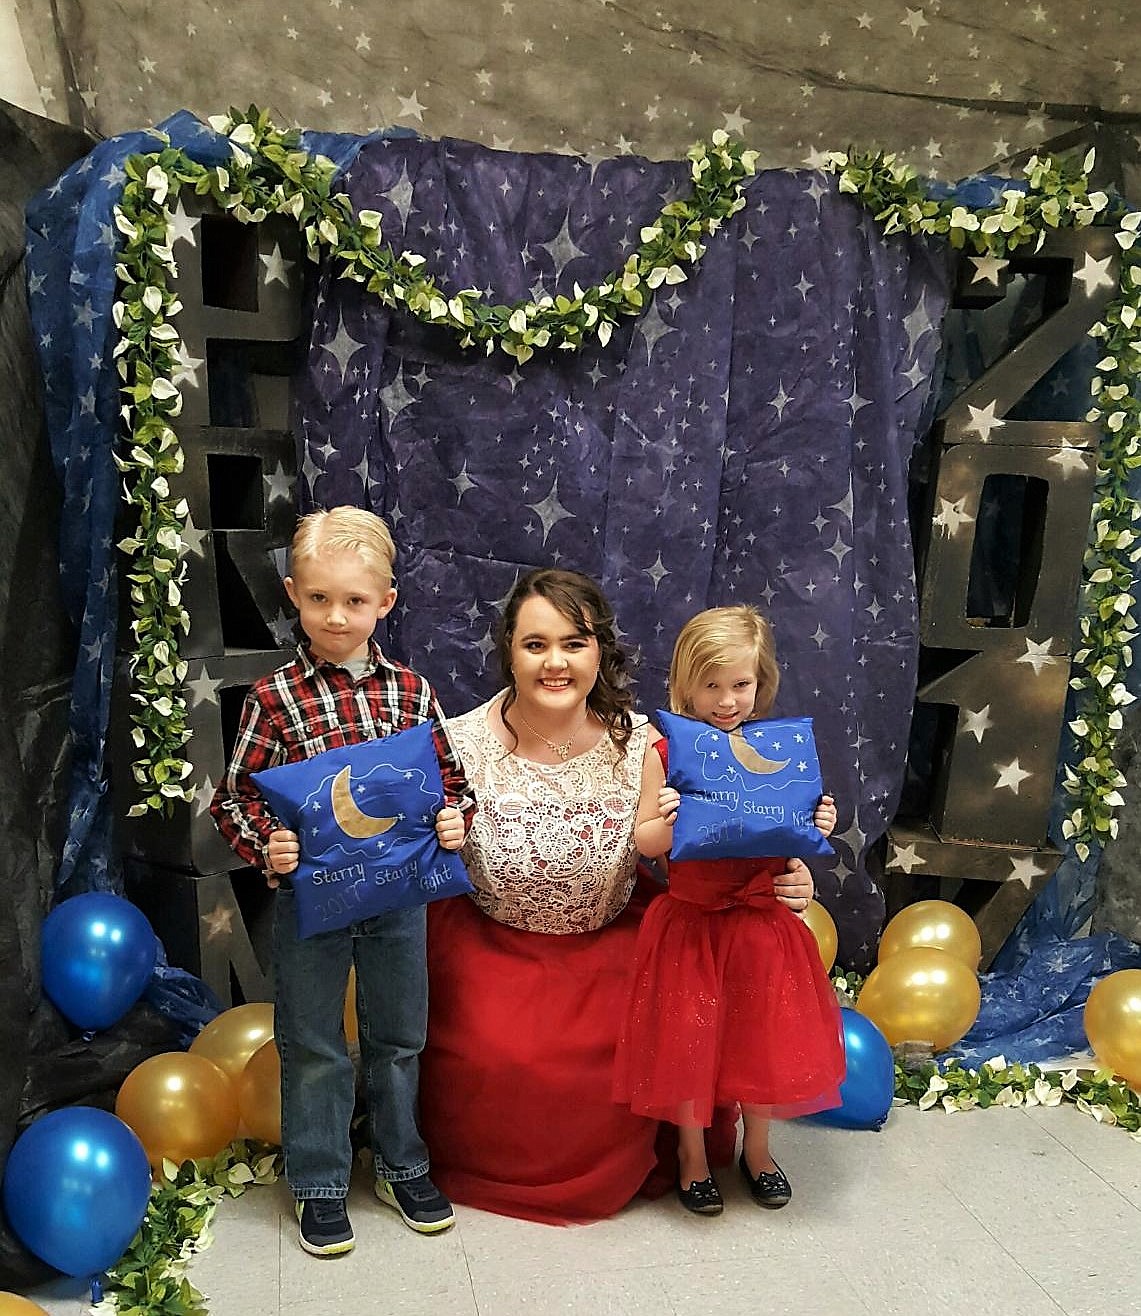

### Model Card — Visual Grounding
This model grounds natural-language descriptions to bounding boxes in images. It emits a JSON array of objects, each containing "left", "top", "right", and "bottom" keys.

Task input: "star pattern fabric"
[
  {"left": 295, "top": 138, "right": 952, "bottom": 964},
  {"left": 947, "top": 930, "right": 1141, "bottom": 1067},
  {"left": 12, "top": 1, "right": 1139, "bottom": 186}
]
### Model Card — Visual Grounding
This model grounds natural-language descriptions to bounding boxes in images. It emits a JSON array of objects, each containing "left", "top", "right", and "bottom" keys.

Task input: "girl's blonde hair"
[
  {"left": 290, "top": 507, "right": 396, "bottom": 586},
  {"left": 668, "top": 605, "right": 779, "bottom": 718}
]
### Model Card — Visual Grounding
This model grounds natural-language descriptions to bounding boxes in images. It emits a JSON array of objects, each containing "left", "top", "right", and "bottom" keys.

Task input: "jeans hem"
[
  {"left": 375, "top": 1161, "right": 430, "bottom": 1183},
  {"left": 292, "top": 1188, "right": 351, "bottom": 1201}
]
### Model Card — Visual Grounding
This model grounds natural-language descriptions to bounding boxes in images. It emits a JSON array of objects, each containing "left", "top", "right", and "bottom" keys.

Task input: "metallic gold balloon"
[
  {"left": 189, "top": 1002, "right": 274, "bottom": 1082},
  {"left": 878, "top": 900, "right": 982, "bottom": 970},
  {"left": 857, "top": 946, "right": 980, "bottom": 1051},
  {"left": 115, "top": 1052, "right": 240, "bottom": 1168},
  {"left": 1084, "top": 969, "right": 1141, "bottom": 1089},
  {"left": 237, "top": 1039, "right": 282, "bottom": 1146},
  {"left": 344, "top": 965, "right": 359, "bottom": 1045},
  {"left": 0, "top": 1295, "right": 52, "bottom": 1316},
  {"left": 803, "top": 900, "right": 838, "bottom": 973}
]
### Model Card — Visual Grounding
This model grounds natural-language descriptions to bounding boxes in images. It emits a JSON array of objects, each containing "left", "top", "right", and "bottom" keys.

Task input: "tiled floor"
[{"left": 29, "top": 1102, "right": 1141, "bottom": 1316}]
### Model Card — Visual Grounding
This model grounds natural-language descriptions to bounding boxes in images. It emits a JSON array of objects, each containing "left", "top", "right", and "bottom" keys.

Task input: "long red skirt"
[{"left": 420, "top": 887, "right": 735, "bottom": 1224}]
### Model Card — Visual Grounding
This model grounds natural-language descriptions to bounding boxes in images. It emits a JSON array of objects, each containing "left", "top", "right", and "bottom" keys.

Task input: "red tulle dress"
[
  {"left": 613, "top": 743, "right": 845, "bottom": 1127},
  {"left": 421, "top": 696, "right": 736, "bottom": 1225}
]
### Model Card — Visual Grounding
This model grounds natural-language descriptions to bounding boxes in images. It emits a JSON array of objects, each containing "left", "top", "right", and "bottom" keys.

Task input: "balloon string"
[{"left": 91, "top": 1274, "right": 105, "bottom": 1303}]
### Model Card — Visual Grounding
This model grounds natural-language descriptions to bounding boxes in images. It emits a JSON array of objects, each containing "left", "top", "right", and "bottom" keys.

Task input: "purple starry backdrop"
[{"left": 294, "top": 138, "right": 952, "bottom": 966}]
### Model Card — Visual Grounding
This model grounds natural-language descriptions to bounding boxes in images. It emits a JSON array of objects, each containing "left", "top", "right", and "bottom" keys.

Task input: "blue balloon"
[
  {"left": 809, "top": 1007, "right": 895, "bottom": 1131},
  {"left": 2, "top": 1107, "right": 152, "bottom": 1277},
  {"left": 41, "top": 893, "right": 157, "bottom": 1032}
]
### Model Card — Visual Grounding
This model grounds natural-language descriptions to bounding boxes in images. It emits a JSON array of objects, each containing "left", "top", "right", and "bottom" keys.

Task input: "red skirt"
[
  {"left": 613, "top": 859, "right": 845, "bottom": 1127},
  {"left": 420, "top": 883, "right": 736, "bottom": 1224}
]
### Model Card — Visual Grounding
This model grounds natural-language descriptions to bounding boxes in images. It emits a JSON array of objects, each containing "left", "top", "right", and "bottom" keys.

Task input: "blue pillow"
[
  {"left": 657, "top": 710, "right": 833, "bottom": 862},
  {"left": 252, "top": 722, "right": 473, "bottom": 938}
]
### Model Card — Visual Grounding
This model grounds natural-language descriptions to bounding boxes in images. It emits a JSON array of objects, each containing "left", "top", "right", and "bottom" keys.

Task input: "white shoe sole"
[
  {"left": 375, "top": 1179, "right": 456, "bottom": 1234},
  {"left": 295, "top": 1202, "right": 356, "bottom": 1256}
]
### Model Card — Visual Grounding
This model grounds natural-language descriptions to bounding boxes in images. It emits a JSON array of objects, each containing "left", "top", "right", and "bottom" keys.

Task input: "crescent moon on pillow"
[
  {"left": 728, "top": 730, "right": 790, "bottom": 776},
  {"left": 331, "top": 766, "right": 399, "bottom": 839}
]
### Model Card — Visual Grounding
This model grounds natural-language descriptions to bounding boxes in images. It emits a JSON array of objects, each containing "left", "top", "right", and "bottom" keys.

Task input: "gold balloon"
[
  {"left": 878, "top": 899, "right": 982, "bottom": 970},
  {"left": 857, "top": 946, "right": 980, "bottom": 1051},
  {"left": 344, "top": 965, "right": 359, "bottom": 1045},
  {"left": 189, "top": 1002, "right": 274, "bottom": 1082},
  {"left": 803, "top": 900, "right": 838, "bottom": 973},
  {"left": 237, "top": 1039, "right": 282, "bottom": 1146},
  {"left": 116, "top": 1051, "right": 240, "bottom": 1168},
  {"left": 0, "top": 1296, "right": 51, "bottom": 1316},
  {"left": 1084, "top": 969, "right": 1141, "bottom": 1089}
]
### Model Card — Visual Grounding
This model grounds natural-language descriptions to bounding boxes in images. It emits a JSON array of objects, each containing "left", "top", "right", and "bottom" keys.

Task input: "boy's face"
[{"left": 285, "top": 548, "right": 396, "bottom": 666}]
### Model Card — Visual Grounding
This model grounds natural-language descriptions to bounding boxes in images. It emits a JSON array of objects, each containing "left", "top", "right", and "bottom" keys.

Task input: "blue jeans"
[{"left": 273, "top": 889, "right": 430, "bottom": 1200}]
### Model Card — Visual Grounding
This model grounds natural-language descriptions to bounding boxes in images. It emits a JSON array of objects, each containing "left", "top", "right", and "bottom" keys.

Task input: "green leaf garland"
[
  {"left": 94, "top": 1141, "right": 281, "bottom": 1316},
  {"left": 896, "top": 1055, "right": 1141, "bottom": 1135}
]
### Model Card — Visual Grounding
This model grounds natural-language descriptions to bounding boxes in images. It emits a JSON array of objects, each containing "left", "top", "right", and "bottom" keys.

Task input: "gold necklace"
[{"left": 516, "top": 709, "right": 589, "bottom": 761}]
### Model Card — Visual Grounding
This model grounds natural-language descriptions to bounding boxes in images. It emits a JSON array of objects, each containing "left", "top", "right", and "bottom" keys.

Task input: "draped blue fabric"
[
  {"left": 24, "top": 112, "right": 377, "bottom": 899},
  {"left": 947, "top": 931, "right": 1141, "bottom": 1067},
  {"left": 24, "top": 114, "right": 379, "bottom": 1037},
  {"left": 295, "top": 137, "right": 952, "bottom": 965}
]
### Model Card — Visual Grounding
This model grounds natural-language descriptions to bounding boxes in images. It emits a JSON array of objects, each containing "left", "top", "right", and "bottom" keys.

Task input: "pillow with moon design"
[
  {"left": 656, "top": 710, "right": 833, "bottom": 863},
  {"left": 252, "top": 721, "right": 473, "bottom": 938}
]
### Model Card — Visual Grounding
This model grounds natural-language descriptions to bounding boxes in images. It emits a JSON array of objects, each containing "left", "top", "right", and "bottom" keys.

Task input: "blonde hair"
[
  {"left": 290, "top": 507, "right": 396, "bottom": 587},
  {"left": 668, "top": 605, "right": 779, "bottom": 718}
]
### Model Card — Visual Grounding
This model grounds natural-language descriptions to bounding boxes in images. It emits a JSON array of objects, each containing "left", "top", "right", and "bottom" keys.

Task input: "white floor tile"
[
  {"left": 155, "top": 1101, "right": 1141, "bottom": 1316},
  {"left": 471, "top": 1267, "right": 672, "bottom": 1315},
  {"left": 1023, "top": 1100, "right": 1141, "bottom": 1209}
]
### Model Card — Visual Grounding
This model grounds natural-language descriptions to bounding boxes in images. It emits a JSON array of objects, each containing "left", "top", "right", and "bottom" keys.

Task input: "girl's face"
[
  {"left": 686, "top": 649, "right": 758, "bottom": 732},
  {"left": 510, "top": 594, "right": 601, "bottom": 712}
]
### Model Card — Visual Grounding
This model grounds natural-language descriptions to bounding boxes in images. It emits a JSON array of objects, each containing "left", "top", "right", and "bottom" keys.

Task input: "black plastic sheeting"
[{"left": 0, "top": 99, "right": 183, "bottom": 1291}]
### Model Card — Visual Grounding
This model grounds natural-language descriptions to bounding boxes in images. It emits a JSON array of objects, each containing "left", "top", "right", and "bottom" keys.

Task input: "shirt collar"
[{"left": 295, "top": 636, "right": 386, "bottom": 678}]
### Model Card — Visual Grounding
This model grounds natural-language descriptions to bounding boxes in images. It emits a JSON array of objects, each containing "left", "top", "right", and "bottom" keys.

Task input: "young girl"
[{"left": 613, "top": 605, "right": 844, "bottom": 1215}]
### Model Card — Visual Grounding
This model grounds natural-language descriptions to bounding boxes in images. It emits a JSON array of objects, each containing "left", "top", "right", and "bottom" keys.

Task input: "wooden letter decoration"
[
  {"left": 114, "top": 200, "right": 305, "bottom": 998},
  {"left": 888, "top": 229, "right": 1118, "bottom": 966}
]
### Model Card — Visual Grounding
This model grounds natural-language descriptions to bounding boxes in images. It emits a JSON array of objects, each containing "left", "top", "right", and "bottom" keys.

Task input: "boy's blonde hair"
[
  {"left": 290, "top": 507, "right": 396, "bottom": 586},
  {"left": 668, "top": 605, "right": 779, "bottom": 719}
]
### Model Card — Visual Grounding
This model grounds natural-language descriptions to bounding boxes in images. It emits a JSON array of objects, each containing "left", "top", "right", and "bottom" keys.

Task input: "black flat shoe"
[
  {"left": 677, "top": 1174, "right": 724, "bottom": 1215},
  {"left": 739, "top": 1153, "right": 792, "bottom": 1209}
]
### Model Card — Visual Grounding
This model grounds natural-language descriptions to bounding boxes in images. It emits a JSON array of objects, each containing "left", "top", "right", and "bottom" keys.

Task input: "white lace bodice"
[{"left": 447, "top": 694, "right": 651, "bottom": 934}]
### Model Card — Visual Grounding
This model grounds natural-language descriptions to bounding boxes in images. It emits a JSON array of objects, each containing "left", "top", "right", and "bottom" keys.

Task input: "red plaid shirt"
[{"left": 210, "top": 640, "right": 475, "bottom": 868}]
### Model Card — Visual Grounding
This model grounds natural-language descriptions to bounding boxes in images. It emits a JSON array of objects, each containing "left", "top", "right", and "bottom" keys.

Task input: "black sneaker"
[
  {"left": 375, "top": 1175, "right": 456, "bottom": 1233},
  {"left": 296, "top": 1198, "right": 355, "bottom": 1256}
]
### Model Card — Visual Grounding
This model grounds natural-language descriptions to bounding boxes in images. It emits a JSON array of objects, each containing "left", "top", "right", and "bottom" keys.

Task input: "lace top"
[{"left": 448, "top": 694, "right": 651, "bottom": 934}]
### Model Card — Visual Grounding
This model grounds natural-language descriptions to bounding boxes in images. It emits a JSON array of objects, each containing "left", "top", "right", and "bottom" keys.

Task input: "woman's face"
[{"left": 510, "top": 594, "right": 601, "bottom": 713}]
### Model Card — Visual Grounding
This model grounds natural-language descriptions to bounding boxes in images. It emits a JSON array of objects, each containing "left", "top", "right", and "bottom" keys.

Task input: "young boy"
[{"left": 211, "top": 507, "right": 474, "bottom": 1256}]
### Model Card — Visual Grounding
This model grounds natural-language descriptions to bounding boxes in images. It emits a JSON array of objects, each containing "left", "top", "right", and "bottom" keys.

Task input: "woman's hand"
[
  {"left": 814, "top": 794, "right": 837, "bottom": 838},
  {"left": 265, "top": 828, "right": 300, "bottom": 887},
  {"left": 658, "top": 786, "right": 681, "bottom": 824},
  {"left": 435, "top": 806, "right": 466, "bottom": 851},
  {"left": 774, "top": 856, "right": 814, "bottom": 914}
]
